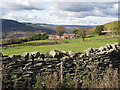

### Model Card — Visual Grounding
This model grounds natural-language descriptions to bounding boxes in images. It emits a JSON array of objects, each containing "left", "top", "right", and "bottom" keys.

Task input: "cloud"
[
  {"left": 0, "top": 0, "right": 46, "bottom": 11},
  {"left": 105, "top": 3, "right": 118, "bottom": 16},
  {"left": 44, "top": 0, "right": 119, "bottom": 2},
  {"left": 52, "top": 2, "right": 118, "bottom": 17},
  {"left": 1, "top": 1, "right": 119, "bottom": 25},
  {"left": 53, "top": 2, "right": 114, "bottom": 12},
  {"left": 2, "top": 9, "right": 118, "bottom": 25}
]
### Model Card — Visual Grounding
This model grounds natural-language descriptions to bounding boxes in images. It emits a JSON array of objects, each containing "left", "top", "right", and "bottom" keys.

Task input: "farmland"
[{"left": 2, "top": 35, "right": 118, "bottom": 55}]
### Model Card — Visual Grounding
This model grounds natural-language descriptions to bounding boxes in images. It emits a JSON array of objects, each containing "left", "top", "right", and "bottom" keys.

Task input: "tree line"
[{"left": 2, "top": 33, "right": 49, "bottom": 46}]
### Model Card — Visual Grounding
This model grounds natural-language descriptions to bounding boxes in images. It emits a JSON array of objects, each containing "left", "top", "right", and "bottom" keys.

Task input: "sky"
[{"left": 0, "top": 0, "right": 119, "bottom": 25}]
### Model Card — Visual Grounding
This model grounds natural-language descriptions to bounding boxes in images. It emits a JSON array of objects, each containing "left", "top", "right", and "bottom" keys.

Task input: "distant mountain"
[
  {"left": 1, "top": 19, "right": 55, "bottom": 34},
  {"left": 62, "top": 25, "right": 97, "bottom": 28},
  {"left": 1, "top": 19, "right": 97, "bottom": 34},
  {"left": 38, "top": 24, "right": 97, "bottom": 33}
]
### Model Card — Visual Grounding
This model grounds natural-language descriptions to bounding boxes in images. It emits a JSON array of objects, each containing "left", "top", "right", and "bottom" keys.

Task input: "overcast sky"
[{"left": 1, "top": 0, "right": 119, "bottom": 25}]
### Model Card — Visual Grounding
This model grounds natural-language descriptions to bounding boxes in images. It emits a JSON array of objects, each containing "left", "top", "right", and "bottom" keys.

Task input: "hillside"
[
  {"left": 103, "top": 21, "right": 119, "bottom": 31},
  {"left": 1, "top": 19, "right": 55, "bottom": 34},
  {"left": 1, "top": 19, "right": 97, "bottom": 34},
  {"left": 88, "top": 21, "right": 120, "bottom": 32}
]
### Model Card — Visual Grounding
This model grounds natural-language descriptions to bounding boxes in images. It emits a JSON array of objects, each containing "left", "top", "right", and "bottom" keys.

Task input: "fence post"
[{"left": 60, "top": 60, "right": 63, "bottom": 84}]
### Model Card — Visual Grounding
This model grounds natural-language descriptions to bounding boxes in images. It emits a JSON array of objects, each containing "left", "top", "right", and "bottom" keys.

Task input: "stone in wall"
[{"left": 29, "top": 51, "right": 40, "bottom": 58}]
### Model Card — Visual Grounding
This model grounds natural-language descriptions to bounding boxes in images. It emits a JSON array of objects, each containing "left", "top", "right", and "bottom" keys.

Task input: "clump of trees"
[
  {"left": 73, "top": 27, "right": 87, "bottom": 41},
  {"left": 94, "top": 25, "right": 104, "bottom": 35},
  {"left": 32, "top": 33, "right": 48, "bottom": 40}
]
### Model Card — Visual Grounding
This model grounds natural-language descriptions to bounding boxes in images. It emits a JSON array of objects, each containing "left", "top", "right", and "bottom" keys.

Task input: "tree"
[
  {"left": 32, "top": 33, "right": 48, "bottom": 40},
  {"left": 73, "top": 29, "right": 79, "bottom": 35},
  {"left": 73, "top": 27, "right": 87, "bottom": 41},
  {"left": 94, "top": 25, "right": 104, "bottom": 35},
  {"left": 32, "top": 34, "right": 41, "bottom": 40},
  {"left": 9, "top": 36, "right": 17, "bottom": 44},
  {"left": 78, "top": 27, "right": 87, "bottom": 41},
  {"left": 41, "top": 33, "right": 49, "bottom": 40},
  {"left": 56, "top": 26, "right": 65, "bottom": 37}
]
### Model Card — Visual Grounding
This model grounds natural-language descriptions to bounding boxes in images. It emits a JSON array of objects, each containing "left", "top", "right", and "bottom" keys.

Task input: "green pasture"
[
  {"left": 86, "top": 34, "right": 111, "bottom": 39},
  {"left": 2, "top": 35, "right": 118, "bottom": 55},
  {"left": 24, "top": 40, "right": 55, "bottom": 44}
]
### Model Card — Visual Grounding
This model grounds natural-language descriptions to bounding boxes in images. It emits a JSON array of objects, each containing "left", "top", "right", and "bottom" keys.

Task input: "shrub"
[{"left": 32, "top": 33, "right": 48, "bottom": 40}]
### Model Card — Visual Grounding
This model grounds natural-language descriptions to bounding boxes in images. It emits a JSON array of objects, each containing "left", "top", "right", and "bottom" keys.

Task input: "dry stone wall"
[{"left": 0, "top": 42, "right": 120, "bottom": 88}]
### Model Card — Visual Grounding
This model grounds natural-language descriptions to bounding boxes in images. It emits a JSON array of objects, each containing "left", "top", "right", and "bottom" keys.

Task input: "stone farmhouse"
[{"left": 56, "top": 33, "right": 78, "bottom": 39}]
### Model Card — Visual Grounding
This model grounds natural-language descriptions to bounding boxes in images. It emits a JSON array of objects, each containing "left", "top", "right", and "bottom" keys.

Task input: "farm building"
[{"left": 56, "top": 33, "right": 78, "bottom": 39}]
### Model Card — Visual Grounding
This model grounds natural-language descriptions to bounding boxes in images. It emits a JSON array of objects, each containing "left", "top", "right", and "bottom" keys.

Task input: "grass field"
[
  {"left": 24, "top": 40, "right": 55, "bottom": 44},
  {"left": 2, "top": 35, "right": 119, "bottom": 55}
]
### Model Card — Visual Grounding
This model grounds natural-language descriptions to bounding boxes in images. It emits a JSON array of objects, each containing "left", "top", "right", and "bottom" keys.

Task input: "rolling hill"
[
  {"left": 1, "top": 19, "right": 55, "bottom": 34},
  {"left": 88, "top": 21, "right": 120, "bottom": 33},
  {"left": 1, "top": 19, "right": 97, "bottom": 34}
]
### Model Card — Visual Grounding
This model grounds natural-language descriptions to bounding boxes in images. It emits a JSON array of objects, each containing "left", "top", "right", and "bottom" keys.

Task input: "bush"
[{"left": 32, "top": 33, "right": 48, "bottom": 40}]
